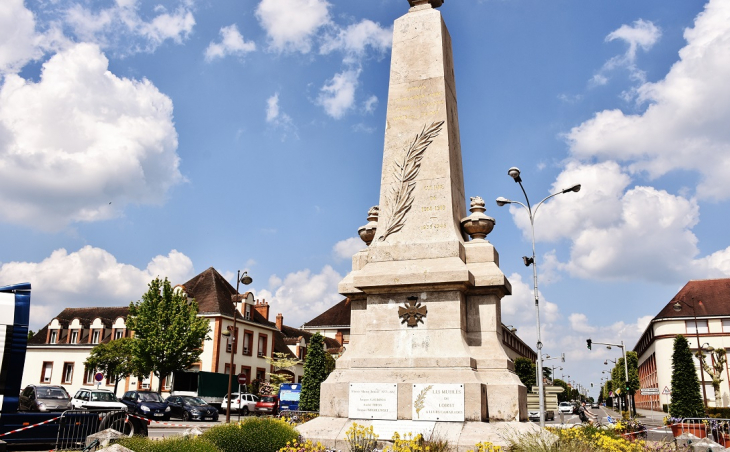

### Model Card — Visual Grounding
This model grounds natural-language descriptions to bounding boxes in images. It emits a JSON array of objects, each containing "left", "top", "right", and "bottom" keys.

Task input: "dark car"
[
  {"left": 166, "top": 396, "right": 219, "bottom": 422},
  {"left": 120, "top": 391, "right": 170, "bottom": 421},
  {"left": 255, "top": 395, "right": 279, "bottom": 415},
  {"left": 19, "top": 385, "right": 72, "bottom": 412}
]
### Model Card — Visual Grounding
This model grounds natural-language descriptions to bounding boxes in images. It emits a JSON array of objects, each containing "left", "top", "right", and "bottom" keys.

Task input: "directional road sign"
[{"left": 640, "top": 388, "right": 660, "bottom": 395}]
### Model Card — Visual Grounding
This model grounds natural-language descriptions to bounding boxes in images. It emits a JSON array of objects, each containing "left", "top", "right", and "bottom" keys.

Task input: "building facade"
[
  {"left": 634, "top": 278, "right": 730, "bottom": 411},
  {"left": 22, "top": 267, "right": 339, "bottom": 398}
]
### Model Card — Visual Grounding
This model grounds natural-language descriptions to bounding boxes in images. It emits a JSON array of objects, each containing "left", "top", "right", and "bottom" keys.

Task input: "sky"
[{"left": 1, "top": 0, "right": 729, "bottom": 400}]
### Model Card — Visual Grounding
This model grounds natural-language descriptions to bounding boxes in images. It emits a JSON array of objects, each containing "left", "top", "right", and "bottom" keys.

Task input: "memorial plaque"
[
  {"left": 349, "top": 383, "right": 398, "bottom": 420},
  {"left": 412, "top": 384, "right": 464, "bottom": 422}
]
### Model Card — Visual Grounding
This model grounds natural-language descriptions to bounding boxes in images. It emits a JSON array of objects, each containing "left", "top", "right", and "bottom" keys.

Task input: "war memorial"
[{"left": 298, "top": 0, "right": 542, "bottom": 449}]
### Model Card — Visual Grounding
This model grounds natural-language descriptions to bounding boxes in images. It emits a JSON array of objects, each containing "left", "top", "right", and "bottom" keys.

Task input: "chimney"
[
  {"left": 254, "top": 299, "right": 270, "bottom": 321},
  {"left": 276, "top": 313, "right": 283, "bottom": 331},
  {"left": 335, "top": 331, "right": 344, "bottom": 345}
]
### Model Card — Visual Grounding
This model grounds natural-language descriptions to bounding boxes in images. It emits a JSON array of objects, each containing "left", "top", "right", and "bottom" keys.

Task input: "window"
[
  {"left": 257, "top": 334, "right": 268, "bottom": 357},
  {"left": 162, "top": 374, "right": 172, "bottom": 390},
  {"left": 723, "top": 319, "right": 730, "bottom": 333},
  {"left": 224, "top": 364, "right": 232, "bottom": 375},
  {"left": 114, "top": 330, "right": 124, "bottom": 340},
  {"left": 141, "top": 375, "right": 151, "bottom": 390},
  {"left": 62, "top": 363, "right": 74, "bottom": 384},
  {"left": 50, "top": 331, "right": 57, "bottom": 344},
  {"left": 92, "top": 330, "right": 100, "bottom": 344},
  {"left": 244, "top": 305, "right": 251, "bottom": 320},
  {"left": 243, "top": 331, "right": 253, "bottom": 355},
  {"left": 686, "top": 320, "right": 709, "bottom": 334},
  {"left": 41, "top": 362, "right": 53, "bottom": 383},
  {"left": 84, "top": 367, "right": 95, "bottom": 385},
  {"left": 70, "top": 330, "right": 78, "bottom": 344},
  {"left": 226, "top": 328, "right": 239, "bottom": 353},
  {"left": 256, "top": 368, "right": 266, "bottom": 381}
]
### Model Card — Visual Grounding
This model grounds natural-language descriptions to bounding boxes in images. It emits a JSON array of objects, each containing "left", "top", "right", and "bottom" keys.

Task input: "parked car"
[
  {"left": 19, "top": 385, "right": 72, "bottom": 412},
  {"left": 558, "top": 402, "right": 573, "bottom": 414},
  {"left": 166, "top": 396, "right": 219, "bottom": 422},
  {"left": 220, "top": 393, "right": 259, "bottom": 415},
  {"left": 120, "top": 391, "right": 170, "bottom": 421},
  {"left": 591, "top": 402, "right": 600, "bottom": 409},
  {"left": 71, "top": 389, "right": 127, "bottom": 411},
  {"left": 255, "top": 395, "right": 279, "bottom": 415}
]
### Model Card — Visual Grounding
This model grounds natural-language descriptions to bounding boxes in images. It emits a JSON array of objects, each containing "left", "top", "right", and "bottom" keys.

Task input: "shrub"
[
  {"left": 117, "top": 436, "right": 219, "bottom": 452},
  {"left": 669, "top": 335, "right": 705, "bottom": 418},
  {"left": 662, "top": 404, "right": 669, "bottom": 413},
  {"left": 202, "top": 417, "right": 298, "bottom": 452},
  {"left": 707, "top": 407, "right": 730, "bottom": 418},
  {"left": 382, "top": 432, "right": 452, "bottom": 452},
  {"left": 279, "top": 439, "right": 329, "bottom": 452},
  {"left": 346, "top": 423, "right": 378, "bottom": 452}
]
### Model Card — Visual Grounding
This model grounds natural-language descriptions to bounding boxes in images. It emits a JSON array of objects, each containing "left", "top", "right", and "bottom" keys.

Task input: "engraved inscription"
[{"left": 378, "top": 122, "right": 445, "bottom": 243}]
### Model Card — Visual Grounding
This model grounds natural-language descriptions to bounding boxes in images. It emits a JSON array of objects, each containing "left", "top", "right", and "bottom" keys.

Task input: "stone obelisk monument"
[{"left": 299, "top": 1, "right": 534, "bottom": 448}]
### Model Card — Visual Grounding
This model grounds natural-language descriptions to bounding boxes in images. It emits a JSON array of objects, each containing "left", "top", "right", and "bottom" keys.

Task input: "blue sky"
[{"left": 1, "top": 0, "right": 728, "bottom": 397}]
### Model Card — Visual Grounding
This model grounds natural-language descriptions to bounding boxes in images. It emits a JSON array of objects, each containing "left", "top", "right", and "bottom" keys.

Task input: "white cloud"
[
  {"left": 363, "top": 95, "right": 378, "bottom": 114},
  {"left": 591, "top": 19, "right": 661, "bottom": 85},
  {"left": 569, "top": 313, "right": 596, "bottom": 334},
  {"left": 0, "top": 43, "right": 182, "bottom": 230},
  {"left": 332, "top": 237, "right": 366, "bottom": 260},
  {"left": 317, "top": 69, "right": 360, "bottom": 119},
  {"left": 0, "top": 246, "right": 194, "bottom": 330},
  {"left": 255, "top": 0, "right": 330, "bottom": 54},
  {"left": 265, "top": 92, "right": 297, "bottom": 140},
  {"left": 0, "top": 0, "right": 40, "bottom": 74},
  {"left": 255, "top": 266, "right": 342, "bottom": 328},
  {"left": 64, "top": 1, "right": 195, "bottom": 54},
  {"left": 320, "top": 19, "right": 392, "bottom": 58},
  {"left": 569, "top": 0, "right": 730, "bottom": 200},
  {"left": 266, "top": 93, "right": 281, "bottom": 122},
  {"left": 204, "top": 24, "right": 256, "bottom": 61}
]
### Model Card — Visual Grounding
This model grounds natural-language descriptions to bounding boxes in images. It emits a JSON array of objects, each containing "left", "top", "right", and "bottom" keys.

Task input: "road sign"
[
  {"left": 641, "top": 388, "right": 660, "bottom": 395},
  {"left": 237, "top": 373, "right": 247, "bottom": 385},
  {"left": 662, "top": 386, "right": 671, "bottom": 395},
  {"left": 94, "top": 372, "right": 104, "bottom": 382}
]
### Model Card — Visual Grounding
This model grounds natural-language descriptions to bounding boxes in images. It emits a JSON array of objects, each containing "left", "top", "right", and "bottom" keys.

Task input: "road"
[{"left": 544, "top": 406, "right": 673, "bottom": 443}]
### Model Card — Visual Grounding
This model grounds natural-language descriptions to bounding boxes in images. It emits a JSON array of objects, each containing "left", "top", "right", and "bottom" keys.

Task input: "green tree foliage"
[
  {"left": 670, "top": 335, "right": 705, "bottom": 418},
  {"left": 299, "top": 333, "right": 329, "bottom": 411},
  {"left": 264, "top": 352, "right": 302, "bottom": 393},
  {"left": 27, "top": 330, "right": 35, "bottom": 340},
  {"left": 553, "top": 379, "right": 569, "bottom": 402},
  {"left": 514, "top": 357, "right": 536, "bottom": 392},
  {"left": 85, "top": 337, "right": 140, "bottom": 394},
  {"left": 127, "top": 278, "right": 211, "bottom": 392}
]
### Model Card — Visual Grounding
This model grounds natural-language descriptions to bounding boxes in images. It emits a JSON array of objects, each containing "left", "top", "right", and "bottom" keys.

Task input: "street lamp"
[
  {"left": 604, "top": 358, "right": 617, "bottom": 365},
  {"left": 222, "top": 270, "right": 253, "bottom": 423},
  {"left": 673, "top": 298, "right": 708, "bottom": 407},
  {"left": 497, "top": 167, "right": 581, "bottom": 428},
  {"left": 589, "top": 339, "right": 632, "bottom": 415}
]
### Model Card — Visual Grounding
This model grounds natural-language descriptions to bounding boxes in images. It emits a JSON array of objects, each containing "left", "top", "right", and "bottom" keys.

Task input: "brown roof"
[
  {"left": 182, "top": 267, "right": 239, "bottom": 318},
  {"left": 29, "top": 306, "right": 130, "bottom": 345},
  {"left": 654, "top": 279, "right": 730, "bottom": 320},
  {"left": 302, "top": 298, "right": 351, "bottom": 328}
]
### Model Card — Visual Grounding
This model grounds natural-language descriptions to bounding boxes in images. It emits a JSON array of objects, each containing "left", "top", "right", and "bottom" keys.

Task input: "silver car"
[{"left": 19, "top": 385, "right": 72, "bottom": 412}]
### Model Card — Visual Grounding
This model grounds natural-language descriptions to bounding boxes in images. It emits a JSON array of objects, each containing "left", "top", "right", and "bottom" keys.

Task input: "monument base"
[{"left": 296, "top": 417, "right": 546, "bottom": 451}]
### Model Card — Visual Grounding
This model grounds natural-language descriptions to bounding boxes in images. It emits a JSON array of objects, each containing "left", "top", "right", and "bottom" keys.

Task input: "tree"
[
  {"left": 299, "top": 333, "right": 329, "bottom": 411},
  {"left": 514, "top": 358, "right": 536, "bottom": 392},
  {"left": 670, "top": 335, "right": 705, "bottom": 418},
  {"left": 611, "top": 352, "right": 640, "bottom": 414},
  {"left": 27, "top": 330, "right": 35, "bottom": 340},
  {"left": 85, "top": 337, "right": 140, "bottom": 394},
  {"left": 265, "top": 352, "right": 302, "bottom": 393},
  {"left": 697, "top": 347, "right": 727, "bottom": 408},
  {"left": 127, "top": 277, "right": 211, "bottom": 392},
  {"left": 553, "top": 379, "right": 569, "bottom": 402}
]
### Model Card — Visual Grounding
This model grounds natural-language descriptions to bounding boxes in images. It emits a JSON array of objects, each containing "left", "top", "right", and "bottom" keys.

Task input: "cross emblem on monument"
[{"left": 399, "top": 297, "right": 428, "bottom": 327}]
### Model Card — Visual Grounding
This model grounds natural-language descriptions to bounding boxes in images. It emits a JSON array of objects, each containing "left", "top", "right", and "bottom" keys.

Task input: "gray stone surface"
[
  {"left": 297, "top": 417, "right": 547, "bottom": 451},
  {"left": 98, "top": 445, "right": 134, "bottom": 452},
  {"left": 86, "top": 428, "right": 126, "bottom": 448},
  {"left": 317, "top": 1, "right": 526, "bottom": 438}
]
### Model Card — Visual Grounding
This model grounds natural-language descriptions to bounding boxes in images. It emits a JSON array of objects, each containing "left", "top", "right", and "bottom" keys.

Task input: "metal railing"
[{"left": 55, "top": 409, "right": 135, "bottom": 451}]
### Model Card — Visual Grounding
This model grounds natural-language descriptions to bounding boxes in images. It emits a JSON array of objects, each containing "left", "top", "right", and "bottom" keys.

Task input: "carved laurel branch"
[
  {"left": 378, "top": 121, "right": 445, "bottom": 242},
  {"left": 414, "top": 385, "right": 433, "bottom": 418}
]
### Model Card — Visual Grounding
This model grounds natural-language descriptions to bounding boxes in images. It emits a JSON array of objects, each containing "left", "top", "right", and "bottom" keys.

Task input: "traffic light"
[{"left": 587, "top": 339, "right": 592, "bottom": 350}]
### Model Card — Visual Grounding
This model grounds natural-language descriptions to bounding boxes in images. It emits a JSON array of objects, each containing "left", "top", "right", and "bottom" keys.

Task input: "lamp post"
[
  {"left": 673, "top": 298, "right": 708, "bottom": 407},
  {"left": 497, "top": 167, "right": 581, "bottom": 428},
  {"left": 604, "top": 358, "right": 617, "bottom": 366},
  {"left": 544, "top": 353, "right": 565, "bottom": 384},
  {"left": 589, "top": 339, "right": 632, "bottom": 415},
  {"left": 222, "top": 270, "right": 253, "bottom": 423}
]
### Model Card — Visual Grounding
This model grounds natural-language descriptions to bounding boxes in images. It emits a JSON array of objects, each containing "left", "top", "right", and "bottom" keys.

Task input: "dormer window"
[
  {"left": 114, "top": 330, "right": 123, "bottom": 340},
  {"left": 245, "top": 305, "right": 251, "bottom": 320},
  {"left": 70, "top": 330, "right": 78, "bottom": 344},
  {"left": 50, "top": 331, "right": 57, "bottom": 344},
  {"left": 92, "top": 330, "right": 100, "bottom": 344}
]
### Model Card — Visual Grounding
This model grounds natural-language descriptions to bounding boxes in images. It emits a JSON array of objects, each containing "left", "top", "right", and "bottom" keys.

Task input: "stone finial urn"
[
  {"left": 408, "top": 0, "right": 444, "bottom": 8},
  {"left": 358, "top": 206, "right": 379, "bottom": 246},
  {"left": 461, "top": 196, "right": 495, "bottom": 241}
]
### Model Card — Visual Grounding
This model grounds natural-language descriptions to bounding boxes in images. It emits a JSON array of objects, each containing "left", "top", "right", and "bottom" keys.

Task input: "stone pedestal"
[{"left": 303, "top": 2, "right": 528, "bottom": 447}]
